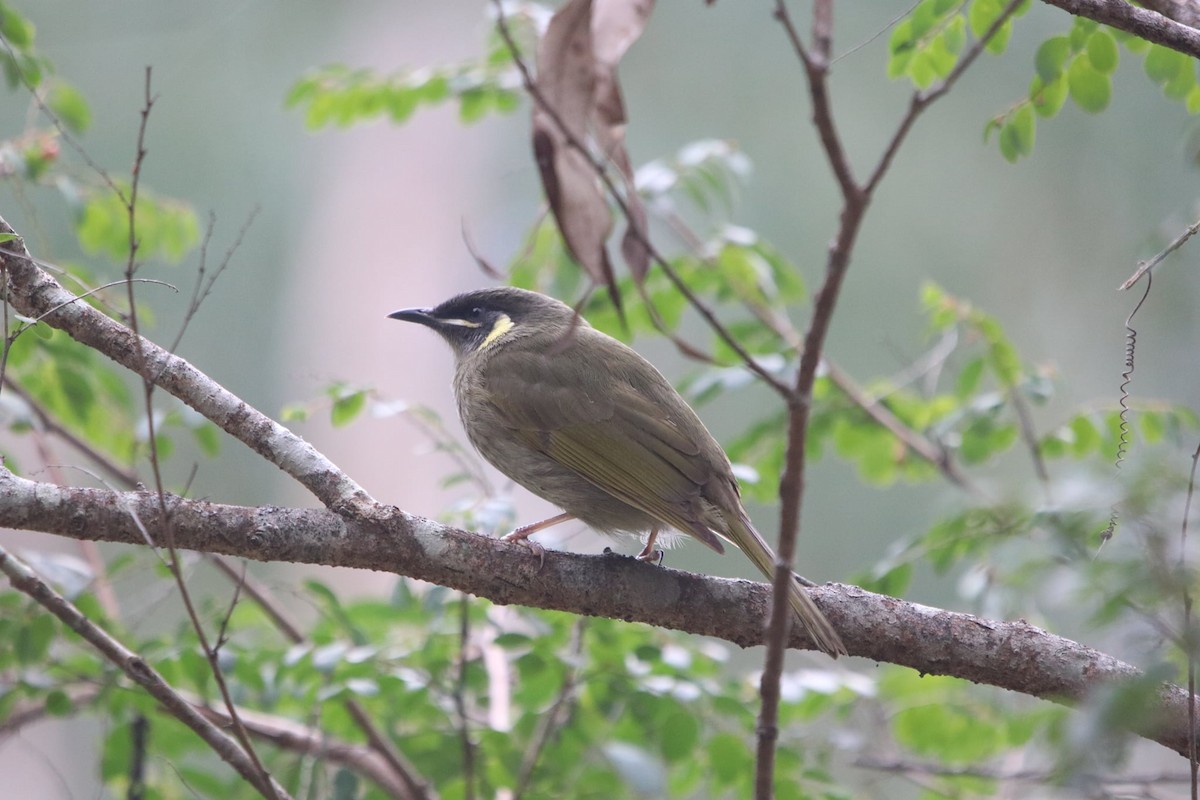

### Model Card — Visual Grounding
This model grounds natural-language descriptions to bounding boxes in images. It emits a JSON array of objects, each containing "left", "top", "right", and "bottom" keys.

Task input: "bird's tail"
[{"left": 726, "top": 514, "right": 847, "bottom": 658}]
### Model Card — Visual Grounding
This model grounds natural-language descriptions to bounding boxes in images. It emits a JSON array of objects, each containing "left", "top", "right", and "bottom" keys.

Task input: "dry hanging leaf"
[
  {"left": 533, "top": 0, "right": 620, "bottom": 305},
  {"left": 531, "top": 0, "right": 657, "bottom": 299},
  {"left": 591, "top": 0, "right": 654, "bottom": 280}
]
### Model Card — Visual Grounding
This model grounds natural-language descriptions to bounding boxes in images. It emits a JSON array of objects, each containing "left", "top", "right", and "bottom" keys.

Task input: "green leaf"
[
  {"left": 1010, "top": 104, "right": 1035, "bottom": 155},
  {"left": 998, "top": 122, "right": 1020, "bottom": 163},
  {"left": 191, "top": 421, "right": 221, "bottom": 457},
  {"left": 909, "top": 50, "right": 938, "bottom": 89},
  {"left": 1141, "top": 410, "right": 1165, "bottom": 443},
  {"left": 1164, "top": 63, "right": 1196, "bottom": 100},
  {"left": 1068, "top": 415, "right": 1101, "bottom": 456},
  {"left": 863, "top": 561, "right": 914, "bottom": 595},
  {"left": 968, "top": 0, "right": 1000, "bottom": 40},
  {"left": 47, "top": 81, "right": 92, "bottom": 133},
  {"left": 16, "top": 613, "right": 55, "bottom": 663},
  {"left": 1085, "top": 29, "right": 1118, "bottom": 74},
  {"left": 659, "top": 710, "right": 700, "bottom": 762},
  {"left": 44, "top": 689, "right": 73, "bottom": 716},
  {"left": 944, "top": 15, "right": 967, "bottom": 54},
  {"left": 331, "top": 390, "right": 367, "bottom": 427},
  {"left": 459, "top": 87, "right": 489, "bottom": 122},
  {"left": 708, "top": 732, "right": 751, "bottom": 785},
  {"left": 1031, "top": 74, "right": 1068, "bottom": 118},
  {"left": 894, "top": 703, "right": 1004, "bottom": 762},
  {"left": 1035, "top": 36, "right": 1070, "bottom": 83},
  {"left": 955, "top": 357, "right": 986, "bottom": 398},
  {"left": 1145, "top": 44, "right": 1186, "bottom": 85},
  {"left": 1067, "top": 56, "right": 1111, "bottom": 113},
  {"left": 281, "top": 403, "right": 309, "bottom": 422},
  {"left": 0, "top": 5, "right": 35, "bottom": 49},
  {"left": 1069, "top": 16, "right": 1098, "bottom": 51}
]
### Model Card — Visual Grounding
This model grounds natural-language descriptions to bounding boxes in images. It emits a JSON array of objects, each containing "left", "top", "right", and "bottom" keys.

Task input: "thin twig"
[
  {"left": 454, "top": 593, "right": 477, "bottom": 800},
  {"left": 823, "top": 360, "right": 980, "bottom": 495},
  {"left": 1007, "top": 384, "right": 1050, "bottom": 497},
  {"left": 1119, "top": 215, "right": 1200, "bottom": 290},
  {"left": 118, "top": 69, "right": 279, "bottom": 799},
  {"left": 0, "top": 34, "right": 126, "bottom": 201},
  {"left": 167, "top": 206, "right": 260, "bottom": 355},
  {"left": 864, "top": 0, "right": 1025, "bottom": 198},
  {"left": 756, "top": 3, "right": 1026, "bottom": 797},
  {"left": 1182, "top": 442, "right": 1200, "bottom": 797},
  {"left": 205, "top": 555, "right": 436, "bottom": 800},
  {"left": 512, "top": 619, "right": 586, "bottom": 800},
  {"left": 774, "top": 0, "right": 859, "bottom": 202}
]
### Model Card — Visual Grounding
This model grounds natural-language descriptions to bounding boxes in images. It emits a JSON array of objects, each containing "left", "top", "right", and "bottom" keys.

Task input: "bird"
[{"left": 388, "top": 286, "right": 846, "bottom": 658}]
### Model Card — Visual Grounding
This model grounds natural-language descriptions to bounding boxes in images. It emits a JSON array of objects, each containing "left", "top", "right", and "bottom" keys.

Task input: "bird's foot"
[
  {"left": 635, "top": 545, "right": 664, "bottom": 566},
  {"left": 502, "top": 530, "right": 547, "bottom": 571},
  {"left": 635, "top": 528, "right": 664, "bottom": 565}
]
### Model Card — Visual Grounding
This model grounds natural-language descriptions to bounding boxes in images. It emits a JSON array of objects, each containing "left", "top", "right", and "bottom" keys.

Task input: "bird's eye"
[{"left": 468, "top": 307, "right": 484, "bottom": 319}]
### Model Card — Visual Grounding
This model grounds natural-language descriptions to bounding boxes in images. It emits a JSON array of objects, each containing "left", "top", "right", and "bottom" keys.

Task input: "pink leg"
[
  {"left": 635, "top": 528, "right": 663, "bottom": 564},
  {"left": 503, "top": 511, "right": 576, "bottom": 542},
  {"left": 502, "top": 512, "right": 576, "bottom": 569}
]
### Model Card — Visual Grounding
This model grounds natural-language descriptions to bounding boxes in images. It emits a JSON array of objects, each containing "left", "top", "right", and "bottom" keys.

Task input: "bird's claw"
[
  {"left": 502, "top": 531, "right": 546, "bottom": 571},
  {"left": 635, "top": 547, "right": 664, "bottom": 566}
]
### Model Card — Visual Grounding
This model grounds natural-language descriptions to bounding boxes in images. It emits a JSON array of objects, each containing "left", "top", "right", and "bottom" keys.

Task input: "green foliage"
[
  {"left": 287, "top": 60, "right": 518, "bottom": 130},
  {"left": 0, "top": 1, "right": 48, "bottom": 88},
  {"left": 636, "top": 139, "right": 754, "bottom": 216},
  {"left": 45, "top": 79, "right": 90, "bottom": 133},
  {"left": 285, "top": 8, "right": 543, "bottom": 130},
  {"left": 887, "top": 0, "right": 1024, "bottom": 90},
  {"left": 0, "top": 575, "right": 881, "bottom": 798},
  {"left": 991, "top": 18, "right": 1200, "bottom": 161},
  {"left": 75, "top": 184, "right": 200, "bottom": 264},
  {"left": 5, "top": 561, "right": 1109, "bottom": 798},
  {"left": 5, "top": 4, "right": 1200, "bottom": 799}
]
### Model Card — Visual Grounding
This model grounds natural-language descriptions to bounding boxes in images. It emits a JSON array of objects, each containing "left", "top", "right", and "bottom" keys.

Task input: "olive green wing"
[{"left": 485, "top": 344, "right": 726, "bottom": 553}]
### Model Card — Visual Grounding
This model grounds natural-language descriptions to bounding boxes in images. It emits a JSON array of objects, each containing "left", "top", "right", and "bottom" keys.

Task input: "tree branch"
[
  {"left": 0, "top": 217, "right": 373, "bottom": 516},
  {"left": 1041, "top": 0, "right": 1200, "bottom": 59},
  {"left": 1, "top": 467, "right": 1195, "bottom": 757}
]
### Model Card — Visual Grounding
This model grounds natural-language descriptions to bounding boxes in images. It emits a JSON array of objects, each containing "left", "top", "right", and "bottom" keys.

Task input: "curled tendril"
[{"left": 1100, "top": 271, "right": 1152, "bottom": 543}]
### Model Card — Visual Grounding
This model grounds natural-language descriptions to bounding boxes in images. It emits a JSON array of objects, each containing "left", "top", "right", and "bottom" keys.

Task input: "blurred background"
[{"left": 2, "top": 0, "right": 1199, "bottom": 795}]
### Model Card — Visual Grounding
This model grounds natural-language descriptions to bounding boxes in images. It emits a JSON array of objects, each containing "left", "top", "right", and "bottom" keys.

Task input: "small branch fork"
[{"left": 757, "top": 2, "right": 1026, "bottom": 796}]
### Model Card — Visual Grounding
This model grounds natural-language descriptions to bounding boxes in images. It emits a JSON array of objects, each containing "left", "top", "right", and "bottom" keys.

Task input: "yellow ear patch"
[{"left": 479, "top": 313, "right": 515, "bottom": 350}]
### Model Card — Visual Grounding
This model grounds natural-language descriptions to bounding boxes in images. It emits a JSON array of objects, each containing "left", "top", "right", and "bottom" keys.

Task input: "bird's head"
[{"left": 388, "top": 287, "right": 581, "bottom": 360}]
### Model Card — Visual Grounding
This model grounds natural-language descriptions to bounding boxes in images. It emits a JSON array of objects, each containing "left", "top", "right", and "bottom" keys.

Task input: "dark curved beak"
[{"left": 387, "top": 307, "right": 435, "bottom": 326}]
